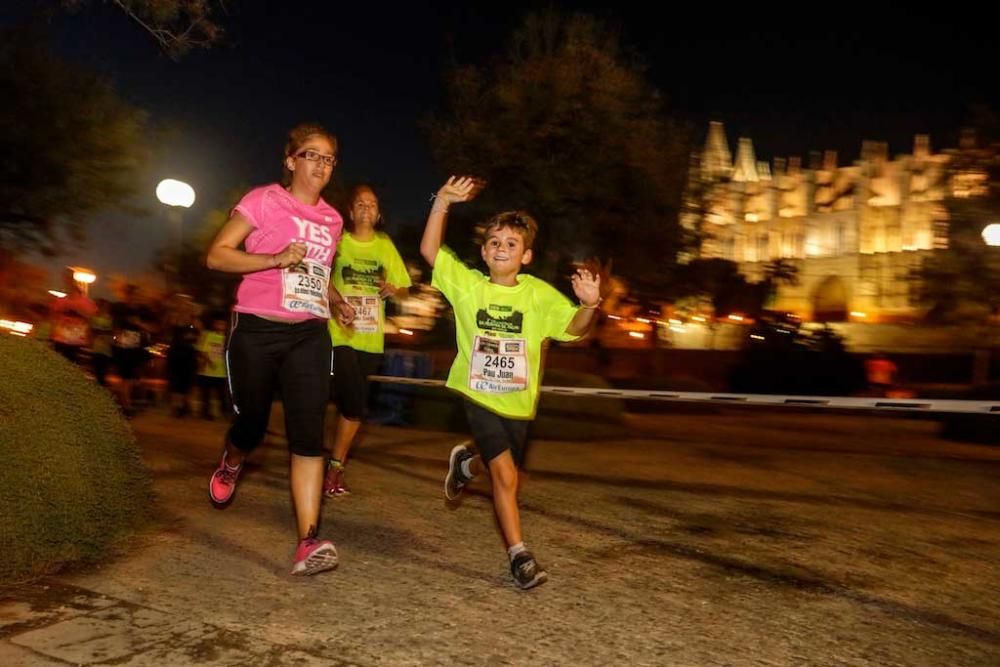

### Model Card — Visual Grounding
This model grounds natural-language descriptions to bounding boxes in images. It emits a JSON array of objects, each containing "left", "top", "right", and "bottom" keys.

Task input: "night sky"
[{"left": 8, "top": 1, "right": 996, "bottom": 296}]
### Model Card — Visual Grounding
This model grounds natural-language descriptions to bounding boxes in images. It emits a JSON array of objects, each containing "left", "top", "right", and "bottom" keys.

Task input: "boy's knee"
[{"left": 489, "top": 455, "right": 518, "bottom": 490}]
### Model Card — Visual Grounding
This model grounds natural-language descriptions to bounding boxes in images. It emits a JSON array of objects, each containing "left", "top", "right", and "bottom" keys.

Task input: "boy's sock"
[{"left": 507, "top": 542, "right": 527, "bottom": 561}]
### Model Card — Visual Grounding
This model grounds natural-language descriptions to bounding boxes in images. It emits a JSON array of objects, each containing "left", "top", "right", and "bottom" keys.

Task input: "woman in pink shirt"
[{"left": 205, "top": 122, "right": 354, "bottom": 576}]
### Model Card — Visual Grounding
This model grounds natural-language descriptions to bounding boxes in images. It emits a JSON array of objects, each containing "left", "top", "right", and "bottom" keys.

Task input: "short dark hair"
[{"left": 477, "top": 211, "right": 538, "bottom": 249}]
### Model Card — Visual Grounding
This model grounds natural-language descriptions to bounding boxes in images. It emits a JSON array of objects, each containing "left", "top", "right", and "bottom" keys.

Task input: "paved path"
[{"left": 2, "top": 407, "right": 999, "bottom": 665}]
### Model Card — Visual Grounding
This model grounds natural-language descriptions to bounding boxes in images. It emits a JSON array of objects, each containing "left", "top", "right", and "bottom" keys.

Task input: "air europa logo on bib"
[{"left": 476, "top": 305, "right": 523, "bottom": 334}]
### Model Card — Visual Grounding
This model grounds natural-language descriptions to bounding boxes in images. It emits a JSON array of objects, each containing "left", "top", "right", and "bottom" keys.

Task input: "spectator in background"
[
  {"left": 197, "top": 314, "right": 230, "bottom": 420},
  {"left": 865, "top": 352, "right": 898, "bottom": 397},
  {"left": 50, "top": 269, "right": 96, "bottom": 364},
  {"left": 112, "top": 285, "right": 154, "bottom": 416},
  {"left": 165, "top": 294, "right": 201, "bottom": 418},
  {"left": 90, "top": 299, "right": 114, "bottom": 386}
]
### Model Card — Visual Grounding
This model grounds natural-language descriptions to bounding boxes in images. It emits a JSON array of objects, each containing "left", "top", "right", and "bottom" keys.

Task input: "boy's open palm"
[
  {"left": 571, "top": 268, "right": 601, "bottom": 308},
  {"left": 437, "top": 176, "right": 484, "bottom": 205}
]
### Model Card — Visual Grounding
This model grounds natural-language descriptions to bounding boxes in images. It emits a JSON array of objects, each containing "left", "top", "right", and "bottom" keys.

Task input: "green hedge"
[{"left": 0, "top": 336, "right": 151, "bottom": 583}]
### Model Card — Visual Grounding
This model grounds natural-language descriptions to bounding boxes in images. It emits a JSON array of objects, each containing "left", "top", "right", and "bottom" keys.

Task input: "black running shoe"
[
  {"left": 511, "top": 551, "right": 549, "bottom": 590},
  {"left": 445, "top": 441, "right": 474, "bottom": 501}
]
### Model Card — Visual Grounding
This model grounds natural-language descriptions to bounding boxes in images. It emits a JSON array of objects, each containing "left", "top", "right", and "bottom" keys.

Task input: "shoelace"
[
  {"left": 218, "top": 463, "right": 241, "bottom": 484},
  {"left": 515, "top": 558, "right": 536, "bottom": 577}
]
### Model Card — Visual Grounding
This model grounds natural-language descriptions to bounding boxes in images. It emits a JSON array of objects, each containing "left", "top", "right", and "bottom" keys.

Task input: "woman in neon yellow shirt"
[{"left": 325, "top": 185, "right": 412, "bottom": 496}]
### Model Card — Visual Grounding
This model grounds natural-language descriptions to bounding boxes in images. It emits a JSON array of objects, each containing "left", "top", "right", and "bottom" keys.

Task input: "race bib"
[
  {"left": 282, "top": 259, "right": 330, "bottom": 318},
  {"left": 345, "top": 294, "right": 380, "bottom": 333},
  {"left": 116, "top": 330, "right": 142, "bottom": 349},
  {"left": 55, "top": 320, "right": 89, "bottom": 346},
  {"left": 469, "top": 336, "right": 528, "bottom": 393}
]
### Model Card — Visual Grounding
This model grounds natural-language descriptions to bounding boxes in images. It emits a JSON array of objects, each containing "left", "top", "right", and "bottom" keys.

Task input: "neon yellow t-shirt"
[
  {"left": 328, "top": 232, "right": 412, "bottom": 354},
  {"left": 196, "top": 331, "right": 227, "bottom": 378},
  {"left": 431, "top": 247, "right": 580, "bottom": 419}
]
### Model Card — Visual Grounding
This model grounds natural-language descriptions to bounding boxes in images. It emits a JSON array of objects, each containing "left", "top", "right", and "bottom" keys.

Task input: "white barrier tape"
[{"left": 369, "top": 375, "right": 1000, "bottom": 416}]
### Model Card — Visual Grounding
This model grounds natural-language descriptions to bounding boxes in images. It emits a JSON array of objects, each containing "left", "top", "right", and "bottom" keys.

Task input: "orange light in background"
[
  {"left": 850, "top": 311, "right": 867, "bottom": 319},
  {"left": 727, "top": 314, "right": 744, "bottom": 322},
  {"left": 48, "top": 290, "right": 67, "bottom": 298},
  {"left": 399, "top": 328, "right": 414, "bottom": 336},
  {"left": 1, "top": 320, "right": 34, "bottom": 335},
  {"left": 691, "top": 315, "right": 706, "bottom": 323},
  {"left": 636, "top": 317, "right": 651, "bottom": 324},
  {"left": 628, "top": 331, "right": 645, "bottom": 339}
]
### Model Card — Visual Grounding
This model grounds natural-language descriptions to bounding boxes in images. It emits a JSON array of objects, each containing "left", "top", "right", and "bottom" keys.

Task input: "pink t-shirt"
[{"left": 232, "top": 184, "right": 343, "bottom": 321}]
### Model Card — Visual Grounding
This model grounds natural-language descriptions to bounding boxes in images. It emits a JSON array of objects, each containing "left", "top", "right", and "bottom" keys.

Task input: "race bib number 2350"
[{"left": 282, "top": 260, "right": 330, "bottom": 318}]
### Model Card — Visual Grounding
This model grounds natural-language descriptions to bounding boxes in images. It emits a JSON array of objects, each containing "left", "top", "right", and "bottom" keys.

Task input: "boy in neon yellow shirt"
[{"left": 420, "top": 176, "right": 601, "bottom": 589}]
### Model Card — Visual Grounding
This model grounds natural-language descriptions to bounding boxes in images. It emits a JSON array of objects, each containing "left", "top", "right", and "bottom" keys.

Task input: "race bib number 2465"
[{"left": 469, "top": 336, "right": 528, "bottom": 393}]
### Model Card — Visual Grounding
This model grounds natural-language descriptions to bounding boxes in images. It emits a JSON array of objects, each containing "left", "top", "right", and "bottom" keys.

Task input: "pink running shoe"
[
  {"left": 323, "top": 464, "right": 350, "bottom": 497},
  {"left": 209, "top": 450, "right": 244, "bottom": 507},
  {"left": 291, "top": 537, "right": 339, "bottom": 576}
]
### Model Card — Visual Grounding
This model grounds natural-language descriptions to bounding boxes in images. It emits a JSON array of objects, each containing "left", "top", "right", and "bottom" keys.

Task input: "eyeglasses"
[{"left": 295, "top": 150, "right": 337, "bottom": 167}]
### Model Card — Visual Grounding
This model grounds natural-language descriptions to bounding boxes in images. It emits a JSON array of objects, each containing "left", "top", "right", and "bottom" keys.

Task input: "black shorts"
[
  {"left": 330, "top": 346, "right": 383, "bottom": 421},
  {"left": 463, "top": 399, "right": 530, "bottom": 467},
  {"left": 113, "top": 347, "right": 146, "bottom": 380},
  {"left": 53, "top": 342, "right": 82, "bottom": 364}
]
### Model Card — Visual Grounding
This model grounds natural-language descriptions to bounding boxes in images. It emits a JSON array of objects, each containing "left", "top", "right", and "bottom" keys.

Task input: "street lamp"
[
  {"left": 156, "top": 179, "right": 196, "bottom": 292},
  {"left": 72, "top": 268, "right": 97, "bottom": 296},
  {"left": 982, "top": 223, "right": 1000, "bottom": 247}
]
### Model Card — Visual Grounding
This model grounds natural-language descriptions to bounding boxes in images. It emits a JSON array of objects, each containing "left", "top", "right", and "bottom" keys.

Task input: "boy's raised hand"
[
  {"left": 436, "top": 176, "right": 484, "bottom": 205},
  {"left": 571, "top": 267, "right": 602, "bottom": 308}
]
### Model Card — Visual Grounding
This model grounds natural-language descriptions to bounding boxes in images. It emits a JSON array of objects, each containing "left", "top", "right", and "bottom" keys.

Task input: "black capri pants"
[
  {"left": 331, "top": 345, "right": 383, "bottom": 420},
  {"left": 226, "top": 313, "right": 332, "bottom": 457}
]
